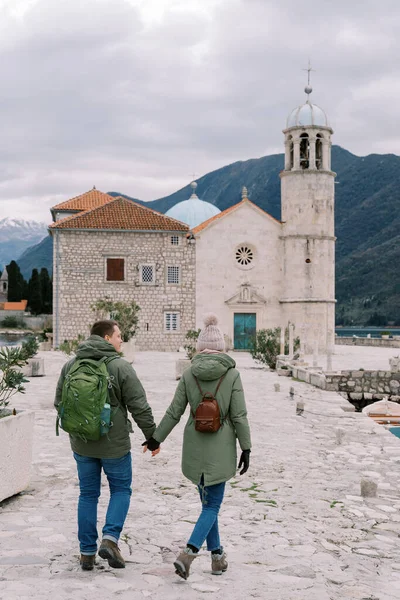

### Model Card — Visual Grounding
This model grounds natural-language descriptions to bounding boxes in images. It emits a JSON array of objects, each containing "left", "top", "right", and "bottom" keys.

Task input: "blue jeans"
[
  {"left": 187, "top": 475, "right": 226, "bottom": 552},
  {"left": 73, "top": 452, "right": 132, "bottom": 555}
]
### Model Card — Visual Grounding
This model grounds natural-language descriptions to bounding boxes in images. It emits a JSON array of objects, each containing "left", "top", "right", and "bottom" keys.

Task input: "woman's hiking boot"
[
  {"left": 211, "top": 549, "right": 228, "bottom": 575},
  {"left": 98, "top": 539, "right": 125, "bottom": 568},
  {"left": 80, "top": 554, "right": 96, "bottom": 571},
  {"left": 173, "top": 547, "right": 198, "bottom": 580}
]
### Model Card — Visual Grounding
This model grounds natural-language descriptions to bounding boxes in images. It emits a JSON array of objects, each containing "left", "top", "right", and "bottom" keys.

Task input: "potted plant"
[
  {"left": 0, "top": 346, "right": 35, "bottom": 502},
  {"left": 91, "top": 298, "right": 140, "bottom": 363},
  {"left": 176, "top": 329, "right": 201, "bottom": 380},
  {"left": 381, "top": 331, "right": 391, "bottom": 340}
]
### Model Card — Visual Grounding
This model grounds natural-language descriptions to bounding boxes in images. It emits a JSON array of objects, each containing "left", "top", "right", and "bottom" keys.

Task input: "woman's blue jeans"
[
  {"left": 73, "top": 452, "right": 132, "bottom": 555},
  {"left": 187, "top": 475, "right": 226, "bottom": 552}
]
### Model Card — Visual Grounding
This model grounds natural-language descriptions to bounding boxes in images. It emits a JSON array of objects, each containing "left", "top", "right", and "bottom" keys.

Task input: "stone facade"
[
  {"left": 195, "top": 200, "right": 283, "bottom": 347},
  {"left": 53, "top": 230, "right": 195, "bottom": 351}
]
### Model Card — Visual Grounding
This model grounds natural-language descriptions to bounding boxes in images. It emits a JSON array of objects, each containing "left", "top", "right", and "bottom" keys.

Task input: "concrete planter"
[
  {"left": 121, "top": 339, "right": 135, "bottom": 364},
  {"left": 0, "top": 410, "right": 35, "bottom": 502},
  {"left": 21, "top": 357, "right": 45, "bottom": 377},
  {"left": 176, "top": 358, "right": 191, "bottom": 380}
]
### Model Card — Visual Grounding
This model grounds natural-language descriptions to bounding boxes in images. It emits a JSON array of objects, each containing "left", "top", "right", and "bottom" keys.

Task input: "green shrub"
[
  {"left": 250, "top": 327, "right": 300, "bottom": 370},
  {"left": 380, "top": 331, "right": 391, "bottom": 336},
  {"left": 183, "top": 328, "right": 201, "bottom": 359},
  {"left": 59, "top": 334, "right": 85, "bottom": 356},
  {"left": 20, "top": 335, "right": 39, "bottom": 360},
  {"left": 0, "top": 316, "right": 26, "bottom": 329}
]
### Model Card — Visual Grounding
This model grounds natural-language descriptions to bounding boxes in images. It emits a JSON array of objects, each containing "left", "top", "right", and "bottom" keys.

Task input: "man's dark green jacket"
[{"left": 54, "top": 335, "right": 156, "bottom": 458}]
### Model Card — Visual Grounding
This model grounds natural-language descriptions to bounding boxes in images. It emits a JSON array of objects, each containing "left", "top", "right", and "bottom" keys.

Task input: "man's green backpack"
[{"left": 56, "top": 357, "right": 117, "bottom": 442}]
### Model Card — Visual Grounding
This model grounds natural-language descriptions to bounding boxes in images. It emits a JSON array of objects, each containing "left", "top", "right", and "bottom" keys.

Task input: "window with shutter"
[{"left": 106, "top": 258, "right": 125, "bottom": 281}]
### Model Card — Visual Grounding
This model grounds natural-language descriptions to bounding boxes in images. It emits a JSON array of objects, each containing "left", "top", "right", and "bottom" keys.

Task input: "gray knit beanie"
[{"left": 196, "top": 313, "right": 225, "bottom": 352}]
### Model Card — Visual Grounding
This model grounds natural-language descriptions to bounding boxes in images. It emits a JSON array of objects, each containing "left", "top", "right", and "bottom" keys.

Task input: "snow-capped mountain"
[{"left": 0, "top": 218, "right": 48, "bottom": 268}]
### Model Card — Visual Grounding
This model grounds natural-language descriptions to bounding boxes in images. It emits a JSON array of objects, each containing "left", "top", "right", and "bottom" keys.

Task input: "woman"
[{"left": 143, "top": 313, "right": 252, "bottom": 580}]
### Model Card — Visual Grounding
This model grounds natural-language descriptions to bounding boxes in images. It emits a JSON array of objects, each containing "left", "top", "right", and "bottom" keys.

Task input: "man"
[{"left": 55, "top": 320, "right": 160, "bottom": 571}]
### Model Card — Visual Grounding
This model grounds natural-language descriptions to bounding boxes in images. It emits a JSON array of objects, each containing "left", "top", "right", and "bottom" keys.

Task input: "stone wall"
[
  {"left": 325, "top": 371, "right": 400, "bottom": 408},
  {"left": 280, "top": 359, "right": 400, "bottom": 411},
  {"left": 53, "top": 230, "right": 196, "bottom": 351},
  {"left": 335, "top": 337, "right": 400, "bottom": 348}
]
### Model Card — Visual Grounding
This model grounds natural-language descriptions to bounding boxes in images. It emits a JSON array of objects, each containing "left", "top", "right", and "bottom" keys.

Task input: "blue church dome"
[{"left": 166, "top": 182, "right": 221, "bottom": 228}]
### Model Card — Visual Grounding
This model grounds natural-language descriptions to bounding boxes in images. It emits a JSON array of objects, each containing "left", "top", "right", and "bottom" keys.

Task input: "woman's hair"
[{"left": 90, "top": 320, "right": 119, "bottom": 338}]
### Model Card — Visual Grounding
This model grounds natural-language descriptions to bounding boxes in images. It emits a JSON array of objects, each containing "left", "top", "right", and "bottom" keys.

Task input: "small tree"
[
  {"left": 250, "top": 327, "right": 300, "bottom": 370},
  {"left": 59, "top": 334, "right": 85, "bottom": 356},
  {"left": 7, "top": 261, "right": 24, "bottom": 302},
  {"left": 183, "top": 328, "right": 201, "bottom": 359},
  {"left": 28, "top": 269, "right": 42, "bottom": 315},
  {"left": 40, "top": 268, "right": 52, "bottom": 314},
  {"left": 91, "top": 298, "right": 140, "bottom": 342},
  {"left": 0, "top": 346, "right": 29, "bottom": 416}
]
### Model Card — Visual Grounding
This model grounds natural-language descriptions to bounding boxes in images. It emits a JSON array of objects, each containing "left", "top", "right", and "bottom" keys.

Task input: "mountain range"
[
  {"left": 0, "top": 218, "right": 48, "bottom": 270},
  {"left": 5, "top": 145, "right": 400, "bottom": 324}
]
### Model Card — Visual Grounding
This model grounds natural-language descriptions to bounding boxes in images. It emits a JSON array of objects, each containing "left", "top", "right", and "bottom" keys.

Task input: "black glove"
[
  {"left": 142, "top": 437, "right": 160, "bottom": 451},
  {"left": 238, "top": 449, "right": 251, "bottom": 475}
]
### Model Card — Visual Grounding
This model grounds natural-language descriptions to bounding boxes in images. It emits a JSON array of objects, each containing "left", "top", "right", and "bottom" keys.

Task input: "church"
[{"left": 49, "top": 84, "right": 335, "bottom": 353}]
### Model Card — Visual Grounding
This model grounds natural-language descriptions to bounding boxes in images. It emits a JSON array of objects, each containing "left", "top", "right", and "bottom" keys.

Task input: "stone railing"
[
  {"left": 277, "top": 355, "right": 400, "bottom": 410},
  {"left": 335, "top": 337, "right": 400, "bottom": 348}
]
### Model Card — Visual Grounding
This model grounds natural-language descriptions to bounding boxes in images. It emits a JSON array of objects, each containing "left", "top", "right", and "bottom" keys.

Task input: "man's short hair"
[{"left": 90, "top": 320, "right": 119, "bottom": 338}]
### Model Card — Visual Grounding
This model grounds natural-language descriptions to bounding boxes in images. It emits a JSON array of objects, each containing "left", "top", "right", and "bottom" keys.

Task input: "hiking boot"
[
  {"left": 80, "top": 554, "right": 96, "bottom": 571},
  {"left": 98, "top": 539, "right": 125, "bottom": 568},
  {"left": 173, "top": 547, "right": 198, "bottom": 580},
  {"left": 211, "top": 549, "right": 228, "bottom": 575}
]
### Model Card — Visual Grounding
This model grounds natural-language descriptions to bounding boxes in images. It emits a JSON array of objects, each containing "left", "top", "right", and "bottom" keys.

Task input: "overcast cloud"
[{"left": 0, "top": 0, "right": 399, "bottom": 222}]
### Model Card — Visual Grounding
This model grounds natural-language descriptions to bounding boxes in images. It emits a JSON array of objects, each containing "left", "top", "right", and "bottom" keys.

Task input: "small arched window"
[
  {"left": 288, "top": 135, "right": 294, "bottom": 169},
  {"left": 299, "top": 133, "right": 309, "bottom": 169},
  {"left": 316, "top": 133, "right": 323, "bottom": 170}
]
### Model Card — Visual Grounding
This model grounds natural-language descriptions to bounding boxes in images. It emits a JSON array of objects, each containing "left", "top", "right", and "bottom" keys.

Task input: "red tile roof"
[
  {"left": 51, "top": 189, "right": 113, "bottom": 212},
  {"left": 49, "top": 196, "right": 190, "bottom": 232},
  {"left": 192, "top": 197, "right": 281, "bottom": 234},
  {"left": 2, "top": 300, "right": 28, "bottom": 311}
]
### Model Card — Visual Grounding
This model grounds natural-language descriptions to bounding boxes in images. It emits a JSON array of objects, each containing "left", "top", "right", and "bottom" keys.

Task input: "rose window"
[{"left": 236, "top": 246, "right": 254, "bottom": 266}]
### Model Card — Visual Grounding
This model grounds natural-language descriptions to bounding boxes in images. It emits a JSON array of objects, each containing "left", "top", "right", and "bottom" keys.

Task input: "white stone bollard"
[
  {"left": 360, "top": 479, "right": 378, "bottom": 498},
  {"left": 313, "top": 334, "right": 319, "bottom": 368},
  {"left": 288, "top": 324, "right": 294, "bottom": 360},
  {"left": 335, "top": 428, "right": 345, "bottom": 445},
  {"left": 280, "top": 327, "right": 285, "bottom": 356},
  {"left": 274, "top": 383, "right": 280, "bottom": 392}
]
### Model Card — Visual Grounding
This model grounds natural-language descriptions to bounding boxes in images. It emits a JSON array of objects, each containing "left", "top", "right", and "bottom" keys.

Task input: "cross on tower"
[{"left": 303, "top": 60, "right": 315, "bottom": 87}]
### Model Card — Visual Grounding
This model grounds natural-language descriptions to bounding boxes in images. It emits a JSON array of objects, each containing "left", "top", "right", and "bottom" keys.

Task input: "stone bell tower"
[
  {"left": 0, "top": 266, "right": 8, "bottom": 303},
  {"left": 280, "top": 76, "right": 336, "bottom": 353}
]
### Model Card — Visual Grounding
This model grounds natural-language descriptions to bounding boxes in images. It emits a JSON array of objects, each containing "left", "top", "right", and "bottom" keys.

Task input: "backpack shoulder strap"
[
  {"left": 192, "top": 375, "right": 204, "bottom": 397},
  {"left": 214, "top": 373, "right": 226, "bottom": 396}
]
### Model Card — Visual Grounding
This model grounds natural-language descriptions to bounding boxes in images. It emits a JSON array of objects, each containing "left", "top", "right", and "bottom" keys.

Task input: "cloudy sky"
[{"left": 0, "top": 0, "right": 399, "bottom": 223}]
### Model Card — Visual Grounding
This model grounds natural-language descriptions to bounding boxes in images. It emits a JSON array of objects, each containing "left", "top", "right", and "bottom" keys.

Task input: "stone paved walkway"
[{"left": 1, "top": 348, "right": 400, "bottom": 599}]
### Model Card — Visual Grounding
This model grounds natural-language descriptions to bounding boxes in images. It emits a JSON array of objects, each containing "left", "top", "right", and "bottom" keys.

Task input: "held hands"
[
  {"left": 142, "top": 437, "right": 161, "bottom": 457},
  {"left": 238, "top": 449, "right": 251, "bottom": 475}
]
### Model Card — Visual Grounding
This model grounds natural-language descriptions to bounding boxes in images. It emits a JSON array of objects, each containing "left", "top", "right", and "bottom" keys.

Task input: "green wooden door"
[{"left": 234, "top": 313, "right": 256, "bottom": 350}]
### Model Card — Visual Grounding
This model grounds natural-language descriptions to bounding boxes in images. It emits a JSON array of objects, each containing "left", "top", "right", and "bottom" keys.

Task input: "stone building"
[
  {"left": 49, "top": 194, "right": 195, "bottom": 351},
  {"left": 191, "top": 84, "right": 335, "bottom": 353}
]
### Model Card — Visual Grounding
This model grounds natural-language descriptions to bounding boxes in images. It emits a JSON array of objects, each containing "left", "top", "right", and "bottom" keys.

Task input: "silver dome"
[{"left": 287, "top": 101, "right": 328, "bottom": 128}]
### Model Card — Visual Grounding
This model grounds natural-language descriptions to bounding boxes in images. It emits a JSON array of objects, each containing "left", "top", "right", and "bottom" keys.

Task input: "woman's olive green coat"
[{"left": 153, "top": 353, "right": 251, "bottom": 486}]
